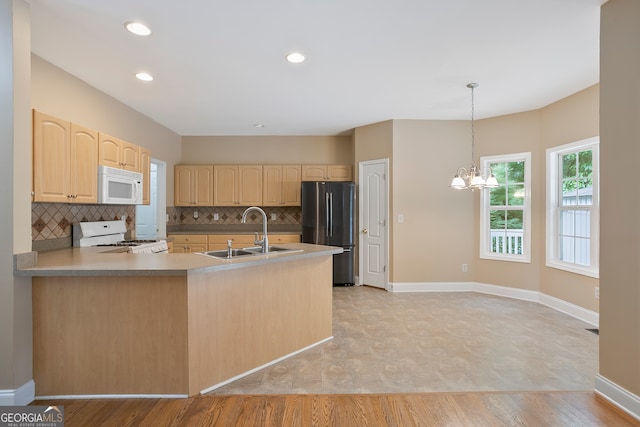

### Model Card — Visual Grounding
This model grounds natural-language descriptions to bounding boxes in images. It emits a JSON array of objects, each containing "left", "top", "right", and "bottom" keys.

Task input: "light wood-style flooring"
[{"left": 31, "top": 287, "right": 640, "bottom": 425}]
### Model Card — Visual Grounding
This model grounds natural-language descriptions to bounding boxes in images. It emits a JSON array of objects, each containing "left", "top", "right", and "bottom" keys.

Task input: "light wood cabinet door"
[
  {"left": 238, "top": 165, "right": 262, "bottom": 206},
  {"left": 98, "top": 133, "right": 121, "bottom": 169},
  {"left": 327, "top": 165, "right": 353, "bottom": 181},
  {"left": 207, "top": 234, "right": 255, "bottom": 250},
  {"left": 214, "top": 165, "right": 262, "bottom": 206},
  {"left": 121, "top": 140, "right": 141, "bottom": 172},
  {"left": 140, "top": 147, "right": 151, "bottom": 205},
  {"left": 213, "top": 165, "right": 238, "bottom": 206},
  {"left": 99, "top": 133, "right": 141, "bottom": 172},
  {"left": 302, "top": 164, "right": 352, "bottom": 181},
  {"left": 175, "top": 165, "right": 214, "bottom": 206},
  {"left": 33, "top": 111, "right": 70, "bottom": 203},
  {"left": 33, "top": 110, "right": 98, "bottom": 203},
  {"left": 263, "top": 165, "right": 301, "bottom": 206},
  {"left": 301, "top": 165, "right": 327, "bottom": 181},
  {"left": 270, "top": 234, "right": 301, "bottom": 244},
  {"left": 168, "top": 234, "right": 207, "bottom": 253},
  {"left": 69, "top": 123, "right": 99, "bottom": 204}
]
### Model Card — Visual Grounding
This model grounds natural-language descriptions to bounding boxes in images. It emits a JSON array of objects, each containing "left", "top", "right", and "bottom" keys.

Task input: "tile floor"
[{"left": 208, "top": 286, "right": 598, "bottom": 395}]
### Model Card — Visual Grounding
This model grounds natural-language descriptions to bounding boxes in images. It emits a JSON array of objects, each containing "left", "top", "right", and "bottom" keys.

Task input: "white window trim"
[
  {"left": 480, "top": 152, "right": 532, "bottom": 263},
  {"left": 546, "top": 137, "right": 599, "bottom": 278}
]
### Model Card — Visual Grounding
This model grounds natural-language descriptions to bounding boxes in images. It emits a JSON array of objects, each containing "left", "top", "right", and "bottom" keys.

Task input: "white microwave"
[{"left": 98, "top": 165, "right": 143, "bottom": 204}]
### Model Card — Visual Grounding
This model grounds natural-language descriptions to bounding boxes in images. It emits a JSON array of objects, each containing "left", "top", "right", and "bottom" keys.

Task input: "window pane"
[
  {"left": 562, "top": 153, "right": 576, "bottom": 179},
  {"left": 507, "top": 161, "right": 525, "bottom": 183},
  {"left": 575, "top": 237, "right": 590, "bottom": 266},
  {"left": 508, "top": 184, "right": 525, "bottom": 206},
  {"left": 489, "top": 186, "right": 506, "bottom": 206},
  {"left": 560, "top": 236, "right": 575, "bottom": 263},
  {"left": 490, "top": 162, "right": 506, "bottom": 183},
  {"left": 560, "top": 210, "right": 575, "bottom": 235},
  {"left": 490, "top": 210, "right": 506, "bottom": 229},
  {"left": 506, "top": 210, "right": 523, "bottom": 229},
  {"left": 575, "top": 210, "right": 590, "bottom": 238}
]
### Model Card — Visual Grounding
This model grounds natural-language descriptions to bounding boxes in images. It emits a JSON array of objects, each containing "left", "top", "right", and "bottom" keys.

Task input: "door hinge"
[{"left": 383, "top": 265, "right": 386, "bottom": 272}]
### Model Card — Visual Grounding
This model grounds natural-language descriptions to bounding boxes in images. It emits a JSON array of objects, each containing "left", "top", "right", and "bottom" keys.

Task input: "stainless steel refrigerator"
[{"left": 301, "top": 181, "right": 355, "bottom": 285}]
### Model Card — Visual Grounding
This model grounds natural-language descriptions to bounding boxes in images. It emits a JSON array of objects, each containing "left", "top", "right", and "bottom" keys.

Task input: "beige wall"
[
  {"left": 31, "top": 55, "right": 182, "bottom": 206},
  {"left": 599, "top": 0, "right": 640, "bottom": 397},
  {"left": 539, "top": 86, "right": 600, "bottom": 310},
  {"left": 2, "top": 0, "right": 32, "bottom": 395},
  {"left": 391, "top": 120, "right": 474, "bottom": 283},
  {"left": 181, "top": 135, "right": 353, "bottom": 164},
  {"left": 474, "top": 110, "right": 543, "bottom": 292}
]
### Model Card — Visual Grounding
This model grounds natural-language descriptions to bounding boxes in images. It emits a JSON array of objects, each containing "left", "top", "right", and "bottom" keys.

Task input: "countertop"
[{"left": 16, "top": 243, "right": 341, "bottom": 277}]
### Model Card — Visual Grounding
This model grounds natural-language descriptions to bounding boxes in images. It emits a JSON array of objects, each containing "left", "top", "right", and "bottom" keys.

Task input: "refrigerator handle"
[
  {"left": 325, "top": 192, "right": 330, "bottom": 237},
  {"left": 328, "top": 192, "right": 333, "bottom": 237}
]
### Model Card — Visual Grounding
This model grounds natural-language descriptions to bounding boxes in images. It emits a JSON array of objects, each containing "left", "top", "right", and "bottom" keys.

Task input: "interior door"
[{"left": 360, "top": 160, "right": 388, "bottom": 289}]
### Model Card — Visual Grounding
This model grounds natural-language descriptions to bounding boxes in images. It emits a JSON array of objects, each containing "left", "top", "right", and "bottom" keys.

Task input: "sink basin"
[{"left": 202, "top": 249, "right": 255, "bottom": 259}]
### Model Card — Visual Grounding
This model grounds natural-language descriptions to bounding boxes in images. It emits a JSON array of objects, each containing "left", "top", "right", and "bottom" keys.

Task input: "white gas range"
[{"left": 72, "top": 220, "right": 169, "bottom": 254}]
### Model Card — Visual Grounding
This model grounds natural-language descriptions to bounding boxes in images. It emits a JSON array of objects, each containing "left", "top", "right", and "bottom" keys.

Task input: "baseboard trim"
[
  {"left": 0, "top": 380, "right": 35, "bottom": 406},
  {"left": 595, "top": 375, "right": 640, "bottom": 421},
  {"left": 390, "top": 281, "right": 598, "bottom": 327}
]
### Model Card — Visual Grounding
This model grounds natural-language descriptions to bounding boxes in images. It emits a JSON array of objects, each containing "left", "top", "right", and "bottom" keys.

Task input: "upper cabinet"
[
  {"left": 301, "top": 164, "right": 353, "bottom": 181},
  {"left": 33, "top": 110, "right": 99, "bottom": 203},
  {"left": 214, "top": 165, "right": 262, "bottom": 206},
  {"left": 99, "top": 133, "right": 140, "bottom": 172},
  {"left": 175, "top": 165, "right": 214, "bottom": 206},
  {"left": 140, "top": 147, "right": 151, "bottom": 205},
  {"left": 263, "top": 165, "right": 301, "bottom": 206}
]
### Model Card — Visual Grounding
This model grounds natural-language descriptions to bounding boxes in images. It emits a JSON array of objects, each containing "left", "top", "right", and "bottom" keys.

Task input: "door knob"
[{"left": 362, "top": 229, "right": 368, "bottom": 234}]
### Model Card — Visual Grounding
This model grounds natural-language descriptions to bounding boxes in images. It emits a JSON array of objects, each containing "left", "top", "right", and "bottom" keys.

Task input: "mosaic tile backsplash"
[
  {"left": 32, "top": 203, "right": 300, "bottom": 246},
  {"left": 172, "top": 206, "right": 301, "bottom": 226},
  {"left": 32, "top": 203, "right": 137, "bottom": 242}
]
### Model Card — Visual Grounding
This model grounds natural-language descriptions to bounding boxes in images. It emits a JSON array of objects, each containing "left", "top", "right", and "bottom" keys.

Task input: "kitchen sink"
[{"left": 202, "top": 249, "right": 255, "bottom": 259}]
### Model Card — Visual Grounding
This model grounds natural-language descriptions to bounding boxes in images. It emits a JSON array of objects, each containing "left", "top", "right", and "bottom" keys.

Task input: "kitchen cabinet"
[
  {"left": 301, "top": 164, "right": 353, "bottom": 181},
  {"left": 174, "top": 165, "right": 214, "bottom": 206},
  {"left": 263, "top": 165, "right": 302, "bottom": 206},
  {"left": 99, "top": 133, "right": 141, "bottom": 172},
  {"left": 140, "top": 147, "right": 151, "bottom": 205},
  {"left": 33, "top": 110, "right": 99, "bottom": 203},
  {"left": 207, "top": 234, "right": 256, "bottom": 251},
  {"left": 169, "top": 234, "right": 207, "bottom": 253},
  {"left": 214, "top": 165, "right": 263, "bottom": 206},
  {"left": 206, "top": 233, "right": 300, "bottom": 250}
]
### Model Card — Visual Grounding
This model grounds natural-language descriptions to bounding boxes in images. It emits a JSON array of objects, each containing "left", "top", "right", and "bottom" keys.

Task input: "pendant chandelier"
[{"left": 450, "top": 83, "right": 498, "bottom": 190}]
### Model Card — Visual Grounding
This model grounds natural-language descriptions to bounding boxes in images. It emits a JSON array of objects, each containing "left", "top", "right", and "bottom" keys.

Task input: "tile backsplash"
[
  {"left": 172, "top": 206, "right": 301, "bottom": 226},
  {"left": 32, "top": 203, "right": 300, "bottom": 249},
  {"left": 32, "top": 203, "right": 136, "bottom": 243}
]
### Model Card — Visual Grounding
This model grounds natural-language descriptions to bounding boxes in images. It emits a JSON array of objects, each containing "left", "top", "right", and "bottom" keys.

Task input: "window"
[
  {"left": 546, "top": 137, "right": 599, "bottom": 278},
  {"left": 480, "top": 152, "right": 531, "bottom": 262}
]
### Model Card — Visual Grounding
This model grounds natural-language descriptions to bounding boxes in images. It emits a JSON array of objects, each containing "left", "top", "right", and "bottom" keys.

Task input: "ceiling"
[{"left": 29, "top": 0, "right": 603, "bottom": 136}]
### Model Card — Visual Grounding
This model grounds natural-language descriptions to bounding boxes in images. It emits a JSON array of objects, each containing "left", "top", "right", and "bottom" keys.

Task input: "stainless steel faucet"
[{"left": 241, "top": 206, "right": 269, "bottom": 253}]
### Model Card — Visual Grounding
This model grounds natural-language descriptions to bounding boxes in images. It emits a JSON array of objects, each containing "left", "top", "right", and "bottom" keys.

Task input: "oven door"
[{"left": 98, "top": 167, "right": 142, "bottom": 205}]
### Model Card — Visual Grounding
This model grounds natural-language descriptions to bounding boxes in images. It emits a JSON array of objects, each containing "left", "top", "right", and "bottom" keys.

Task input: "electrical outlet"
[
  {"left": 271, "top": 213, "right": 277, "bottom": 221},
  {"left": 462, "top": 264, "right": 468, "bottom": 272},
  {"left": 595, "top": 287, "right": 599, "bottom": 299},
  {"left": 213, "top": 213, "right": 219, "bottom": 221},
  {"left": 193, "top": 210, "right": 199, "bottom": 219}
]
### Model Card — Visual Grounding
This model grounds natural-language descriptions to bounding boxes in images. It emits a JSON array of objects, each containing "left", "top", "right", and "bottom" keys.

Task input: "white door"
[{"left": 359, "top": 159, "right": 388, "bottom": 289}]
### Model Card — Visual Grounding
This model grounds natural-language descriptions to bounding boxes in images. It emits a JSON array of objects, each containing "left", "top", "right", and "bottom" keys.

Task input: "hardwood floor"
[{"left": 34, "top": 392, "right": 640, "bottom": 426}]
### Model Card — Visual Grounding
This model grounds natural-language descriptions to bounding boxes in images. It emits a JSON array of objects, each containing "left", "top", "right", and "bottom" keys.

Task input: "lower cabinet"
[
  {"left": 169, "top": 234, "right": 207, "bottom": 253},
  {"left": 169, "top": 233, "right": 301, "bottom": 252}
]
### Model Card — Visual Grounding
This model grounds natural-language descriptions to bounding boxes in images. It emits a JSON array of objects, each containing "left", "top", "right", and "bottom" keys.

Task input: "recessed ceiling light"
[
  {"left": 135, "top": 72, "right": 154, "bottom": 82},
  {"left": 286, "top": 52, "right": 305, "bottom": 63},
  {"left": 125, "top": 21, "right": 151, "bottom": 36},
  {"left": 253, "top": 123, "right": 265, "bottom": 128}
]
